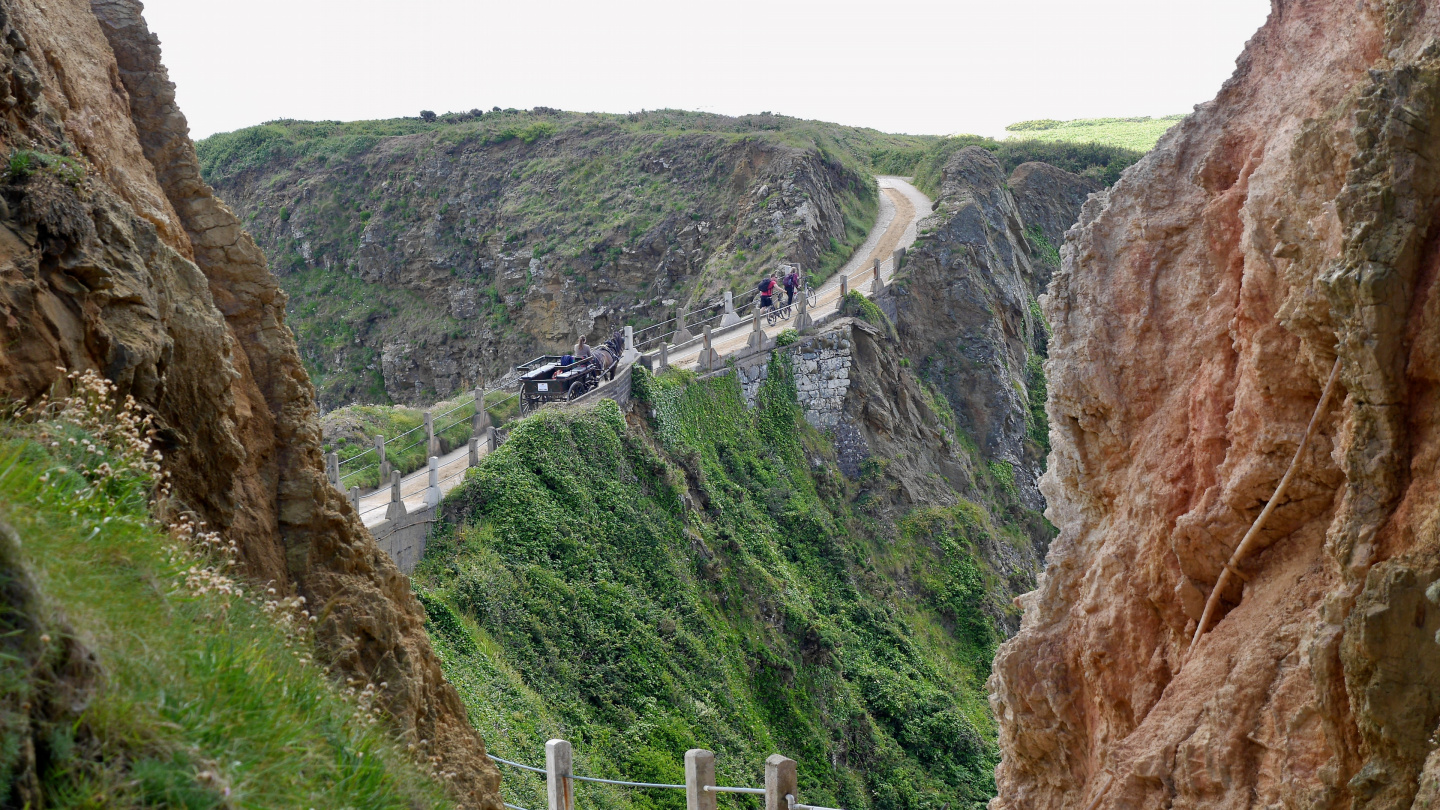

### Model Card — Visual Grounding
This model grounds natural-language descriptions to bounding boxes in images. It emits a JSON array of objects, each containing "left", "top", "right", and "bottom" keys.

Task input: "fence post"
[
  {"left": 473, "top": 388, "right": 491, "bottom": 434},
  {"left": 685, "top": 749, "right": 717, "bottom": 810},
  {"left": 699, "top": 323, "right": 721, "bottom": 372},
  {"left": 747, "top": 309, "right": 765, "bottom": 351},
  {"left": 674, "top": 308, "right": 693, "bottom": 343},
  {"left": 546, "top": 739, "right": 574, "bottom": 810},
  {"left": 424, "top": 411, "right": 439, "bottom": 456},
  {"left": 468, "top": 436, "right": 481, "bottom": 467},
  {"left": 795, "top": 285, "right": 813, "bottom": 331},
  {"left": 893, "top": 246, "right": 905, "bottom": 268},
  {"left": 622, "top": 325, "right": 640, "bottom": 364},
  {"left": 840, "top": 274, "right": 849, "bottom": 299},
  {"left": 423, "top": 456, "right": 441, "bottom": 508},
  {"left": 873, "top": 257, "right": 886, "bottom": 295},
  {"left": 658, "top": 341, "right": 669, "bottom": 372},
  {"left": 385, "top": 470, "right": 406, "bottom": 521},
  {"left": 348, "top": 486, "right": 360, "bottom": 512},
  {"left": 720, "top": 291, "right": 741, "bottom": 327},
  {"left": 376, "top": 434, "right": 391, "bottom": 485},
  {"left": 487, "top": 425, "right": 500, "bottom": 453},
  {"left": 764, "top": 754, "right": 797, "bottom": 810},
  {"left": 325, "top": 452, "right": 340, "bottom": 489}
]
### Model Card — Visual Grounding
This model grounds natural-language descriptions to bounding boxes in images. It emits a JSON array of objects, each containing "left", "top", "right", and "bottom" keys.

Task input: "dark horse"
[{"left": 587, "top": 332, "right": 624, "bottom": 381}]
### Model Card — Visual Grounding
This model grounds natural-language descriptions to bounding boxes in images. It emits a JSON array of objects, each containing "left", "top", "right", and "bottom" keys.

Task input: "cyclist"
[{"left": 782, "top": 266, "right": 801, "bottom": 307}]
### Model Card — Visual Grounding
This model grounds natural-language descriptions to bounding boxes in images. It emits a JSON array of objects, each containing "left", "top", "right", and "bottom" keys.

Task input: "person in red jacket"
[{"left": 758, "top": 272, "right": 777, "bottom": 311}]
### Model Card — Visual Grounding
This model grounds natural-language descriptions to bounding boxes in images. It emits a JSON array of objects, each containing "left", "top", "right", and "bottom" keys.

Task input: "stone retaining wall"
[{"left": 738, "top": 327, "right": 854, "bottom": 429}]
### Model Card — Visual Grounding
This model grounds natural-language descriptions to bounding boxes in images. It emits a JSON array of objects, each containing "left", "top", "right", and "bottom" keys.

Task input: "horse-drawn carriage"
[{"left": 515, "top": 333, "right": 624, "bottom": 414}]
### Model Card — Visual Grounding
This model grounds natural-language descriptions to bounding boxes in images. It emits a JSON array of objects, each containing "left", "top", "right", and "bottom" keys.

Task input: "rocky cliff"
[
  {"left": 992, "top": 1, "right": 1440, "bottom": 807},
  {"left": 0, "top": 0, "right": 499, "bottom": 804},
  {"left": 880, "top": 147, "right": 1076, "bottom": 518},
  {"left": 198, "top": 114, "right": 923, "bottom": 407}
]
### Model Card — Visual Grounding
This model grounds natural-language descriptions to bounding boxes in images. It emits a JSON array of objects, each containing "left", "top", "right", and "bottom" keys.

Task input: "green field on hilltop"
[{"left": 1003, "top": 115, "right": 1185, "bottom": 152}]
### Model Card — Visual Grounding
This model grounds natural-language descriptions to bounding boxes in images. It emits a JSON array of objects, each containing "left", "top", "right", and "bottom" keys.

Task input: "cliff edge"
[
  {"left": 992, "top": 1, "right": 1440, "bottom": 807},
  {"left": 0, "top": 0, "right": 500, "bottom": 804}
]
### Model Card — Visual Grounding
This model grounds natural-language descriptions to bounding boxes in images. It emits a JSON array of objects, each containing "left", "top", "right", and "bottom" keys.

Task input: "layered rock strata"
[
  {"left": 882, "top": 147, "right": 1060, "bottom": 512},
  {"left": 992, "top": 2, "right": 1440, "bottom": 807},
  {"left": 0, "top": 0, "right": 500, "bottom": 804}
]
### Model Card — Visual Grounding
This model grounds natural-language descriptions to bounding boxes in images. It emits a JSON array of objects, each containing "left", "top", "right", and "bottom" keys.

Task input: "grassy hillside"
[
  {"left": 871, "top": 136, "right": 1144, "bottom": 199},
  {"left": 0, "top": 373, "right": 445, "bottom": 807},
  {"left": 198, "top": 109, "right": 917, "bottom": 407},
  {"left": 414, "top": 360, "right": 1032, "bottom": 810},
  {"left": 1004, "top": 115, "right": 1185, "bottom": 152}
]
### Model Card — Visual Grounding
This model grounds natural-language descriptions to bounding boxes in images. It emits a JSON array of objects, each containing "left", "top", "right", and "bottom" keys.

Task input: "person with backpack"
[
  {"left": 782, "top": 266, "right": 800, "bottom": 306},
  {"left": 757, "top": 272, "right": 778, "bottom": 312}
]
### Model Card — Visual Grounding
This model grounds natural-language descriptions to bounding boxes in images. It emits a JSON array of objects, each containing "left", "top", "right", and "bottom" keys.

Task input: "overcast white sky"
[{"left": 140, "top": 0, "right": 1273, "bottom": 141}]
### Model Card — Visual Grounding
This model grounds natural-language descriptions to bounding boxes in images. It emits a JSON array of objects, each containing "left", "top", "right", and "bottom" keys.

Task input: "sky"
[{"left": 140, "top": 0, "right": 1273, "bottom": 141}]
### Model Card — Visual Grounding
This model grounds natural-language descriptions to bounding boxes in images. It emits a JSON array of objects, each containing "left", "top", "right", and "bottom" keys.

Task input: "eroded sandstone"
[{"left": 992, "top": 2, "right": 1440, "bottom": 807}]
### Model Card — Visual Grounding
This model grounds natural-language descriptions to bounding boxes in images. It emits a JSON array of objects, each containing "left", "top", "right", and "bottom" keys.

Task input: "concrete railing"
[{"left": 491, "top": 741, "right": 844, "bottom": 810}]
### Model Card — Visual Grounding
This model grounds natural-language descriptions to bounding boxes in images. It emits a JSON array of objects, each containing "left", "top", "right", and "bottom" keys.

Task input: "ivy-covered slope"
[{"left": 413, "top": 359, "right": 1023, "bottom": 810}]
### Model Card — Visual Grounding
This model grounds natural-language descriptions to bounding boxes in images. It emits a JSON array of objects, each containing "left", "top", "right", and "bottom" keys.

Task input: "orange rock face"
[
  {"left": 991, "top": 2, "right": 1440, "bottom": 808},
  {"left": 0, "top": 0, "right": 501, "bottom": 805}
]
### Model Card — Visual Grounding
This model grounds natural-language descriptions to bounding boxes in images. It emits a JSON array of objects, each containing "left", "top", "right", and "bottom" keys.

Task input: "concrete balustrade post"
[
  {"left": 720, "top": 291, "right": 741, "bottom": 327},
  {"left": 472, "top": 388, "right": 491, "bottom": 434},
  {"left": 873, "top": 256, "right": 886, "bottom": 295},
  {"left": 349, "top": 486, "right": 360, "bottom": 511},
  {"left": 673, "top": 308, "right": 693, "bottom": 343},
  {"left": 468, "top": 436, "right": 481, "bottom": 467},
  {"left": 795, "top": 285, "right": 813, "bottom": 331},
  {"left": 685, "top": 749, "right": 717, "bottom": 810},
  {"left": 546, "top": 739, "right": 574, "bottom": 810},
  {"left": 621, "top": 325, "right": 640, "bottom": 364},
  {"left": 658, "top": 341, "right": 669, "bottom": 372},
  {"left": 424, "top": 411, "right": 439, "bottom": 456},
  {"left": 325, "top": 452, "right": 340, "bottom": 489},
  {"left": 699, "top": 323, "right": 722, "bottom": 372},
  {"left": 764, "top": 754, "right": 797, "bottom": 810},
  {"left": 423, "top": 456, "right": 441, "bottom": 508},
  {"left": 840, "top": 274, "right": 849, "bottom": 299},
  {"left": 747, "top": 309, "right": 766, "bottom": 351},
  {"left": 385, "top": 470, "right": 406, "bottom": 521},
  {"left": 376, "top": 434, "right": 392, "bottom": 484},
  {"left": 487, "top": 425, "right": 500, "bottom": 453}
]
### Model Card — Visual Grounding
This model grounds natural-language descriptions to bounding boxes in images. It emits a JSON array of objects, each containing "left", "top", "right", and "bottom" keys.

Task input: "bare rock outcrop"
[
  {"left": 991, "top": 2, "right": 1440, "bottom": 808},
  {"left": 1007, "top": 161, "right": 1099, "bottom": 289},
  {"left": 883, "top": 147, "right": 1048, "bottom": 511},
  {"left": 0, "top": 0, "right": 500, "bottom": 804}
]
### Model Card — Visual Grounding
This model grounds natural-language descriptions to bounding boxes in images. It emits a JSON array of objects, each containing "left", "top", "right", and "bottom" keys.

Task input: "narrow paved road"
[
  {"left": 669, "top": 176, "right": 931, "bottom": 367},
  {"left": 356, "top": 176, "right": 933, "bottom": 527}
]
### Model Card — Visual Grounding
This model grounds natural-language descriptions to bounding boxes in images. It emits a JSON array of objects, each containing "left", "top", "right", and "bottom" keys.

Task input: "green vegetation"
[
  {"left": 0, "top": 372, "right": 445, "bottom": 807},
  {"left": 1024, "top": 354, "right": 1049, "bottom": 455},
  {"left": 902, "top": 136, "right": 1144, "bottom": 197},
  {"left": 415, "top": 363, "right": 1015, "bottom": 810},
  {"left": 198, "top": 109, "right": 927, "bottom": 407},
  {"left": 1024, "top": 226, "right": 1060, "bottom": 272},
  {"left": 1004, "top": 115, "right": 1184, "bottom": 152},
  {"left": 5, "top": 149, "right": 88, "bottom": 186},
  {"left": 839, "top": 290, "right": 896, "bottom": 340},
  {"left": 323, "top": 392, "right": 518, "bottom": 489}
]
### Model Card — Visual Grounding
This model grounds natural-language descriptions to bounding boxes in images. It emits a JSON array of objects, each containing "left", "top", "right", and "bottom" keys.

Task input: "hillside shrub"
[{"left": 0, "top": 371, "right": 444, "bottom": 807}]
